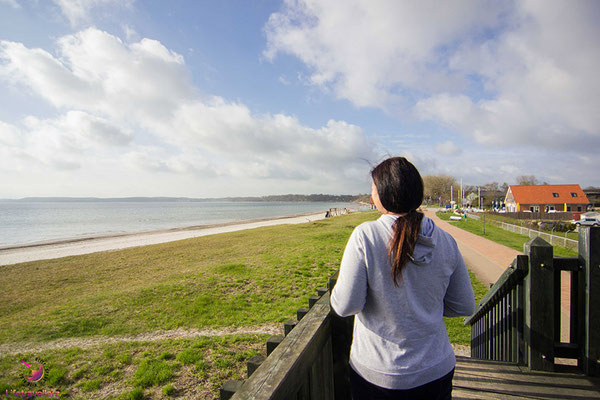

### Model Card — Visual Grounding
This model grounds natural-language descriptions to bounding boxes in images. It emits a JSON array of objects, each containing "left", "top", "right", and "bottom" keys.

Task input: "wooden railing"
[
  {"left": 220, "top": 275, "right": 353, "bottom": 400},
  {"left": 222, "top": 227, "right": 599, "bottom": 399},
  {"left": 465, "top": 226, "right": 600, "bottom": 375}
]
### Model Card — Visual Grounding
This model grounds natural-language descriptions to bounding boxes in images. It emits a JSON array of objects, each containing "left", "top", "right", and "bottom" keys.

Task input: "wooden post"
[
  {"left": 284, "top": 320, "right": 297, "bottom": 336},
  {"left": 309, "top": 296, "right": 320, "bottom": 308},
  {"left": 220, "top": 380, "right": 243, "bottom": 400},
  {"left": 297, "top": 308, "right": 309, "bottom": 321},
  {"left": 523, "top": 236, "right": 555, "bottom": 371},
  {"left": 247, "top": 355, "right": 265, "bottom": 378},
  {"left": 578, "top": 226, "right": 600, "bottom": 376},
  {"left": 267, "top": 335, "right": 284, "bottom": 356},
  {"left": 516, "top": 254, "right": 527, "bottom": 365},
  {"left": 327, "top": 270, "right": 353, "bottom": 400}
]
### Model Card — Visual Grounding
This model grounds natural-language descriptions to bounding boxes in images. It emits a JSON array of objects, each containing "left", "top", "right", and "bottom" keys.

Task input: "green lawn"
[
  {"left": 436, "top": 211, "right": 578, "bottom": 257},
  {"left": 483, "top": 213, "right": 579, "bottom": 241},
  {"left": 0, "top": 210, "right": 485, "bottom": 398}
]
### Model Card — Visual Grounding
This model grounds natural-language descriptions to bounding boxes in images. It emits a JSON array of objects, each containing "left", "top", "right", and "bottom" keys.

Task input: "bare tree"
[
  {"left": 516, "top": 175, "right": 539, "bottom": 185},
  {"left": 423, "top": 174, "right": 458, "bottom": 205}
]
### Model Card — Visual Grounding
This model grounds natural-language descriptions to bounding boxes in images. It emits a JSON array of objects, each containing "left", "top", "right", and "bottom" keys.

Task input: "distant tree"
[
  {"left": 516, "top": 175, "right": 539, "bottom": 185},
  {"left": 355, "top": 193, "right": 372, "bottom": 204},
  {"left": 466, "top": 192, "right": 478, "bottom": 207},
  {"left": 501, "top": 182, "right": 509, "bottom": 194},
  {"left": 422, "top": 174, "right": 458, "bottom": 205},
  {"left": 482, "top": 182, "right": 500, "bottom": 191},
  {"left": 480, "top": 182, "right": 505, "bottom": 208},
  {"left": 463, "top": 184, "right": 477, "bottom": 194}
]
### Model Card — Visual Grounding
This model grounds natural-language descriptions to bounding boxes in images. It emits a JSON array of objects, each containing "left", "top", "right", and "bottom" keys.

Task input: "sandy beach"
[{"left": 0, "top": 212, "right": 328, "bottom": 266}]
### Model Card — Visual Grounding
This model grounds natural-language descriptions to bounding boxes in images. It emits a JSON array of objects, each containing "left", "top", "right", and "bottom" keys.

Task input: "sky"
[{"left": 0, "top": 0, "right": 598, "bottom": 198}]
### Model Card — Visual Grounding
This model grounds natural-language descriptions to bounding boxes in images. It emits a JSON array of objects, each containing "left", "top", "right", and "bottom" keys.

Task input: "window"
[
  {"left": 567, "top": 206, "right": 572, "bottom": 211},
  {"left": 552, "top": 193, "right": 559, "bottom": 198},
  {"left": 578, "top": 206, "right": 582, "bottom": 211},
  {"left": 549, "top": 206, "right": 555, "bottom": 211},
  {"left": 571, "top": 192, "right": 578, "bottom": 197}
]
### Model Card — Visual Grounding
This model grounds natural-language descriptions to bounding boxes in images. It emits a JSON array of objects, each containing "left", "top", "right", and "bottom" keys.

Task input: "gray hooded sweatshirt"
[{"left": 330, "top": 214, "right": 475, "bottom": 390}]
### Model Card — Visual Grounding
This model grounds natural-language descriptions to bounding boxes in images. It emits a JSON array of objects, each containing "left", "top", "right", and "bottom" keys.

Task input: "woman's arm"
[
  {"left": 330, "top": 228, "right": 368, "bottom": 317},
  {"left": 443, "top": 248, "right": 476, "bottom": 317}
]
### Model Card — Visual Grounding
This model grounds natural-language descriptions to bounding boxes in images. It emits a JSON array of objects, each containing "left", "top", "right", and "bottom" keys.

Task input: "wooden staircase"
[{"left": 453, "top": 356, "right": 600, "bottom": 399}]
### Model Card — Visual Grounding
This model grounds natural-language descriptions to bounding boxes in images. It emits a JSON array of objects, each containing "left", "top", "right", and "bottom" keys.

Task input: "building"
[
  {"left": 583, "top": 187, "right": 600, "bottom": 208},
  {"left": 504, "top": 184, "right": 589, "bottom": 218}
]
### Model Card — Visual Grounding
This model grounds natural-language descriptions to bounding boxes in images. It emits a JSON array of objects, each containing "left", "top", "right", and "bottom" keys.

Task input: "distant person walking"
[{"left": 331, "top": 157, "right": 475, "bottom": 399}]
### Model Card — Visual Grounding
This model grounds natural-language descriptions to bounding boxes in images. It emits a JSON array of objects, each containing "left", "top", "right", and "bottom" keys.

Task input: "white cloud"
[
  {"left": 1, "top": 29, "right": 192, "bottom": 121},
  {"left": 435, "top": 140, "right": 461, "bottom": 156},
  {"left": 0, "top": 120, "right": 20, "bottom": 146},
  {"left": 0, "top": 0, "right": 20, "bottom": 9},
  {"left": 264, "top": 0, "right": 507, "bottom": 108},
  {"left": 52, "top": 0, "right": 134, "bottom": 26},
  {"left": 0, "top": 28, "right": 378, "bottom": 196},
  {"left": 122, "top": 24, "right": 138, "bottom": 41},
  {"left": 265, "top": 1, "right": 600, "bottom": 153},
  {"left": 8, "top": 111, "right": 131, "bottom": 170}
]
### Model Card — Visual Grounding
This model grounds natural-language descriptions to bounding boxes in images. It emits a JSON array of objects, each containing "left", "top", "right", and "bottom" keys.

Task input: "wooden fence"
[
  {"left": 220, "top": 275, "right": 353, "bottom": 400},
  {"left": 468, "top": 213, "right": 578, "bottom": 250},
  {"left": 465, "top": 226, "right": 600, "bottom": 375},
  {"left": 221, "top": 227, "right": 600, "bottom": 399},
  {"left": 490, "top": 211, "right": 573, "bottom": 221}
]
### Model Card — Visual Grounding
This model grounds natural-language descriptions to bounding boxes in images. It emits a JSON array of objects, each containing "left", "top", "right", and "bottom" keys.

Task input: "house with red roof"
[{"left": 504, "top": 184, "right": 590, "bottom": 219}]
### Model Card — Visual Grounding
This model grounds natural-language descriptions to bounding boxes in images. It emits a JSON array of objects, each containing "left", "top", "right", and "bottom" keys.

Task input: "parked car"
[{"left": 574, "top": 217, "right": 600, "bottom": 227}]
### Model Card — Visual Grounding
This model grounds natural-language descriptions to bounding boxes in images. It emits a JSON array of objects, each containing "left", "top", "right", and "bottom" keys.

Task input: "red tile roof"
[{"left": 509, "top": 184, "right": 589, "bottom": 205}]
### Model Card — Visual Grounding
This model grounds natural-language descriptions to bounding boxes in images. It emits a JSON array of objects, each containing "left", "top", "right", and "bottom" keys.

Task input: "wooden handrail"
[
  {"left": 230, "top": 293, "right": 335, "bottom": 400},
  {"left": 465, "top": 255, "right": 527, "bottom": 325},
  {"left": 465, "top": 226, "right": 600, "bottom": 376}
]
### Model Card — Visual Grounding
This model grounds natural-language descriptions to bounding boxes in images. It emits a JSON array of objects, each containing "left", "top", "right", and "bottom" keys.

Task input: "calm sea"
[{"left": 0, "top": 201, "right": 357, "bottom": 247}]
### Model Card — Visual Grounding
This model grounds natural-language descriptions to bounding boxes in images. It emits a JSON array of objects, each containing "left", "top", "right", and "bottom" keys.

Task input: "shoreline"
[{"left": 0, "top": 211, "right": 333, "bottom": 266}]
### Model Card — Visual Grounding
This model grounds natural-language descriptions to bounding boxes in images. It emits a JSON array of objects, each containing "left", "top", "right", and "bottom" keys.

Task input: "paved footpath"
[
  {"left": 424, "top": 209, "right": 521, "bottom": 286},
  {"left": 426, "top": 208, "right": 571, "bottom": 343}
]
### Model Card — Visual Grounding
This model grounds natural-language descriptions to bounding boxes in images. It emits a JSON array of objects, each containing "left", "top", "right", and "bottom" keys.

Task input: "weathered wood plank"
[
  {"left": 454, "top": 356, "right": 600, "bottom": 399},
  {"left": 578, "top": 226, "right": 600, "bottom": 376},
  {"left": 524, "top": 236, "right": 555, "bottom": 371},
  {"left": 230, "top": 293, "right": 332, "bottom": 400},
  {"left": 554, "top": 257, "right": 580, "bottom": 272},
  {"left": 465, "top": 255, "right": 528, "bottom": 326}
]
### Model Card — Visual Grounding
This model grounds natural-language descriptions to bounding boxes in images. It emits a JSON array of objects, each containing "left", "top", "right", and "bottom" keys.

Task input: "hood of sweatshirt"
[
  {"left": 378, "top": 214, "right": 437, "bottom": 265},
  {"left": 412, "top": 216, "right": 436, "bottom": 265}
]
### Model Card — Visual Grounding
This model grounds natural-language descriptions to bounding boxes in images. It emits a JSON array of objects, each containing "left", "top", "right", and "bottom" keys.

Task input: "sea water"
[{"left": 0, "top": 200, "right": 357, "bottom": 247}]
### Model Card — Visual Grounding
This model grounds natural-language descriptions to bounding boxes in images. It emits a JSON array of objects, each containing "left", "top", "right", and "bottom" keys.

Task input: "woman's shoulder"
[{"left": 350, "top": 215, "right": 394, "bottom": 241}]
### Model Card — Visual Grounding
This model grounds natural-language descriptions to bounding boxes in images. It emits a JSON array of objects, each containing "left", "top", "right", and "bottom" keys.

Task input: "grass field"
[
  {"left": 483, "top": 213, "right": 579, "bottom": 241},
  {"left": 436, "top": 211, "right": 578, "bottom": 258},
  {"left": 0, "top": 211, "right": 486, "bottom": 398}
]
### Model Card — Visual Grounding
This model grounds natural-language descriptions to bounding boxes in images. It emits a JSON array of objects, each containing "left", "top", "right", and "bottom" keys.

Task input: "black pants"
[{"left": 349, "top": 367, "right": 454, "bottom": 400}]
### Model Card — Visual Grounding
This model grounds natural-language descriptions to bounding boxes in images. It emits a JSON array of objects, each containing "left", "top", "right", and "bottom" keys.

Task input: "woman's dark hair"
[{"left": 371, "top": 157, "right": 424, "bottom": 286}]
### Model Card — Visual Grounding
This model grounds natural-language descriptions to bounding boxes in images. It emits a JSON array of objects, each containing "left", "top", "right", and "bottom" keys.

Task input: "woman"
[{"left": 330, "top": 157, "right": 475, "bottom": 399}]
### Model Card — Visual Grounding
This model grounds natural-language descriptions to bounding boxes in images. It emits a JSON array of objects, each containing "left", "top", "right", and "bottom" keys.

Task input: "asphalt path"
[
  {"left": 425, "top": 208, "right": 571, "bottom": 344},
  {"left": 424, "top": 208, "right": 520, "bottom": 286}
]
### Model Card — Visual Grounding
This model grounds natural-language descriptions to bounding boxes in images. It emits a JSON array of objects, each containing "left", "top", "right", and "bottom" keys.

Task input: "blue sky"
[{"left": 0, "top": 0, "right": 598, "bottom": 198}]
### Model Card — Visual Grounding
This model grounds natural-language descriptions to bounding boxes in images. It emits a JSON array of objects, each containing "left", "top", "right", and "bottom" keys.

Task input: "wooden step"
[{"left": 453, "top": 356, "right": 600, "bottom": 399}]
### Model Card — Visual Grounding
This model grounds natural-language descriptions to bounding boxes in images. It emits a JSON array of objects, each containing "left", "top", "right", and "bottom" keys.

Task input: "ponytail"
[
  {"left": 370, "top": 157, "right": 424, "bottom": 287},
  {"left": 388, "top": 209, "right": 424, "bottom": 286}
]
